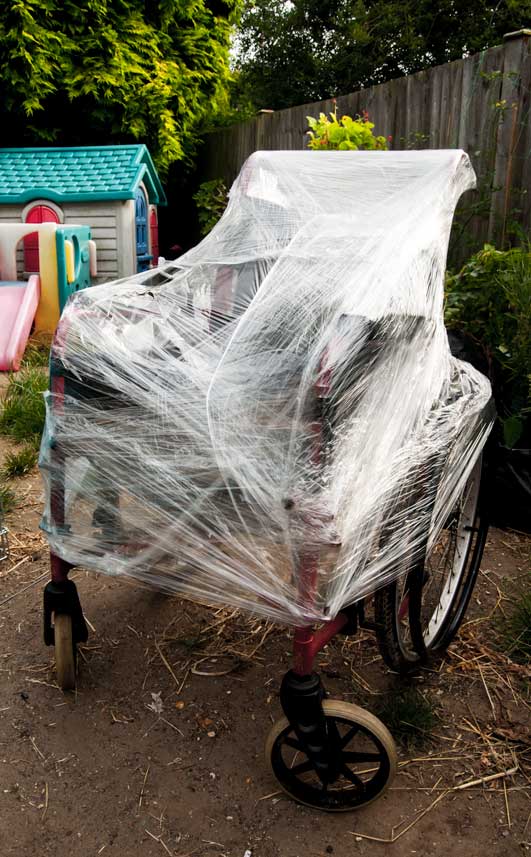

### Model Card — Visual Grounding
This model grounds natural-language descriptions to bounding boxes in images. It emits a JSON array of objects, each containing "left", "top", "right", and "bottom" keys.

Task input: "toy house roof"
[{"left": 0, "top": 145, "right": 167, "bottom": 205}]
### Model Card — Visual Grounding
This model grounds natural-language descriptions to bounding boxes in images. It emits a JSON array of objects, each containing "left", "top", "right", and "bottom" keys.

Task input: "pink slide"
[{"left": 0, "top": 275, "right": 41, "bottom": 372}]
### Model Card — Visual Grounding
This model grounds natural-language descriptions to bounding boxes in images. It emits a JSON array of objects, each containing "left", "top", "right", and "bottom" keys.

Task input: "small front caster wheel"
[
  {"left": 266, "top": 699, "right": 397, "bottom": 811},
  {"left": 54, "top": 613, "right": 77, "bottom": 691}
]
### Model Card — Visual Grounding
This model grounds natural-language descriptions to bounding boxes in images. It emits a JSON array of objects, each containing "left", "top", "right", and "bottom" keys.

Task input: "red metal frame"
[
  {"left": 292, "top": 612, "right": 348, "bottom": 676},
  {"left": 49, "top": 373, "right": 72, "bottom": 585},
  {"left": 50, "top": 553, "right": 71, "bottom": 584},
  {"left": 291, "top": 349, "right": 346, "bottom": 676}
]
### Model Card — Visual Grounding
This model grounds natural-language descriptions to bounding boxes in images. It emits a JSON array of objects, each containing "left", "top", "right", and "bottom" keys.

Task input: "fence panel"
[{"left": 202, "top": 32, "right": 530, "bottom": 263}]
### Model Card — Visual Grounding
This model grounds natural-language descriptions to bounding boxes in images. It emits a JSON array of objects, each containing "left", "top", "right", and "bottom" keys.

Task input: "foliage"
[
  {"left": 2, "top": 445, "right": 39, "bottom": 478},
  {"left": 0, "top": 368, "right": 48, "bottom": 445},
  {"left": 377, "top": 687, "right": 438, "bottom": 749},
  {"left": 307, "top": 108, "right": 388, "bottom": 149},
  {"left": 0, "top": 481, "right": 16, "bottom": 515},
  {"left": 445, "top": 244, "right": 531, "bottom": 448},
  {"left": 22, "top": 336, "right": 52, "bottom": 369},
  {"left": 497, "top": 575, "right": 531, "bottom": 665},
  {"left": 0, "top": 0, "right": 241, "bottom": 175},
  {"left": 204, "top": 74, "right": 258, "bottom": 130},
  {"left": 193, "top": 178, "right": 229, "bottom": 235},
  {"left": 233, "top": 0, "right": 528, "bottom": 111}
]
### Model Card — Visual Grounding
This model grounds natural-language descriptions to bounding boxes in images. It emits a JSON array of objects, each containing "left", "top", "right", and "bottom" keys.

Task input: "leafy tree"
[
  {"left": 234, "top": 0, "right": 531, "bottom": 110},
  {"left": 0, "top": 0, "right": 241, "bottom": 174}
]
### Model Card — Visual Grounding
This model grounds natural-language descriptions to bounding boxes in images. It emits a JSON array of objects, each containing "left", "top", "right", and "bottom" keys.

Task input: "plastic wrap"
[{"left": 40, "top": 150, "right": 495, "bottom": 625}]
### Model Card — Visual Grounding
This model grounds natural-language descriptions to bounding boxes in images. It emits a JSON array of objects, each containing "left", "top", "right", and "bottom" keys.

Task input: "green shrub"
[
  {"left": 2, "top": 445, "right": 38, "bottom": 478},
  {"left": 0, "top": 481, "right": 16, "bottom": 515},
  {"left": 377, "top": 687, "right": 438, "bottom": 749},
  {"left": 0, "top": 368, "right": 47, "bottom": 444},
  {"left": 193, "top": 178, "right": 229, "bottom": 236},
  {"left": 445, "top": 244, "right": 531, "bottom": 447},
  {"left": 307, "top": 108, "right": 388, "bottom": 151}
]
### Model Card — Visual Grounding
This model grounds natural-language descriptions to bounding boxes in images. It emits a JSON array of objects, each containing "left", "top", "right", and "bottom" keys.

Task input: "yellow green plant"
[{"left": 307, "top": 108, "right": 388, "bottom": 151}]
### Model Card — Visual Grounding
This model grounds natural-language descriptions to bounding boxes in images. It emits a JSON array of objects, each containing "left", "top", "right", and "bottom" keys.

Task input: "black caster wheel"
[{"left": 265, "top": 699, "right": 397, "bottom": 811}]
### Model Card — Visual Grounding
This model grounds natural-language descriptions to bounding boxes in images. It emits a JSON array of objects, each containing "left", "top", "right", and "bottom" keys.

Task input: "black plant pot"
[{"left": 489, "top": 445, "right": 531, "bottom": 533}]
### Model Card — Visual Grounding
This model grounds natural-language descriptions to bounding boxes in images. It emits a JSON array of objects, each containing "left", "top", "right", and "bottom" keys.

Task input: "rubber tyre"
[
  {"left": 54, "top": 613, "right": 77, "bottom": 691},
  {"left": 265, "top": 699, "right": 397, "bottom": 811},
  {"left": 375, "top": 456, "right": 487, "bottom": 673},
  {"left": 374, "top": 573, "right": 423, "bottom": 673}
]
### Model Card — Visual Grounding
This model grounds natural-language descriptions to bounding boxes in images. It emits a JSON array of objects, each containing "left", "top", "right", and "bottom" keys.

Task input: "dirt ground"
[{"left": 0, "top": 435, "right": 529, "bottom": 857}]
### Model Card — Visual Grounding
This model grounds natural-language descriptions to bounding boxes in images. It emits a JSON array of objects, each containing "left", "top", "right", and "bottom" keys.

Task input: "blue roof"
[{"left": 0, "top": 145, "right": 167, "bottom": 205}]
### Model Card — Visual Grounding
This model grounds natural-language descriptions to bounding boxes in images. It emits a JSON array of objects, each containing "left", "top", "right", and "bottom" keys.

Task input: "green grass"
[
  {"left": 2, "top": 444, "right": 38, "bottom": 478},
  {"left": 0, "top": 480, "right": 16, "bottom": 515},
  {"left": 0, "top": 367, "right": 47, "bottom": 444},
  {"left": 377, "top": 687, "right": 438, "bottom": 749},
  {"left": 22, "top": 336, "right": 52, "bottom": 368},
  {"left": 497, "top": 582, "right": 531, "bottom": 665}
]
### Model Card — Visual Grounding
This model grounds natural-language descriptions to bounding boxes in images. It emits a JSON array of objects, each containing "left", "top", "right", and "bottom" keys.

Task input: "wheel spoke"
[
  {"left": 339, "top": 724, "right": 360, "bottom": 748},
  {"left": 328, "top": 717, "right": 343, "bottom": 750},
  {"left": 341, "top": 764, "right": 364, "bottom": 789},
  {"left": 290, "top": 759, "right": 314, "bottom": 776},
  {"left": 284, "top": 736, "right": 303, "bottom": 752},
  {"left": 419, "top": 457, "right": 483, "bottom": 647},
  {"left": 397, "top": 593, "right": 409, "bottom": 620},
  {"left": 343, "top": 750, "right": 382, "bottom": 763}
]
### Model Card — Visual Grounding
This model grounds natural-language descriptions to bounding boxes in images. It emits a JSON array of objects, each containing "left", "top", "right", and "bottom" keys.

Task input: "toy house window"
[
  {"left": 23, "top": 204, "right": 61, "bottom": 273},
  {"left": 149, "top": 208, "right": 159, "bottom": 265}
]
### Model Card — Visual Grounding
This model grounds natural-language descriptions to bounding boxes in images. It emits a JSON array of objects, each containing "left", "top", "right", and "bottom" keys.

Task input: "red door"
[
  {"left": 24, "top": 204, "right": 60, "bottom": 273},
  {"left": 149, "top": 208, "right": 159, "bottom": 266}
]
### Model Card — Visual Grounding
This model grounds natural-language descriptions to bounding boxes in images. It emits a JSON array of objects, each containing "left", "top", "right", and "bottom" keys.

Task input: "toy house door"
[
  {"left": 149, "top": 208, "right": 159, "bottom": 266},
  {"left": 135, "top": 189, "right": 152, "bottom": 272},
  {"left": 24, "top": 204, "right": 60, "bottom": 273}
]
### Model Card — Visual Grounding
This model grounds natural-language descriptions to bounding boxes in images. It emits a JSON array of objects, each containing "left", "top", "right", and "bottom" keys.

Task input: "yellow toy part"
[
  {"left": 34, "top": 224, "right": 60, "bottom": 333},
  {"left": 64, "top": 239, "right": 75, "bottom": 285},
  {"left": 0, "top": 223, "right": 60, "bottom": 334}
]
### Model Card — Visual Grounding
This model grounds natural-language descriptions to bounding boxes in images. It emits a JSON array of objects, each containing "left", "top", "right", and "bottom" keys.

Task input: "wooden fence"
[{"left": 202, "top": 30, "right": 531, "bottom": 264}]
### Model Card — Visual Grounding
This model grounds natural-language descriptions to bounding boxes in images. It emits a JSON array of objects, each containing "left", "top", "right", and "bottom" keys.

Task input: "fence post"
[{"left": 488, "top": 30, "right": 531, "bottom": 246}]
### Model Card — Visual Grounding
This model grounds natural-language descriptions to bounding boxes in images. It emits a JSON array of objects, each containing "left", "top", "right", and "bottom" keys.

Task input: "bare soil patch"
[{"left": 0, "top": 436, "right": 529, "bottom": 857}]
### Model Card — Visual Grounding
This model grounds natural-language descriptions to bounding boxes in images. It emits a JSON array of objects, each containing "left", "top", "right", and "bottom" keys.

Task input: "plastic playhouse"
[
  {"left": 0, "top": 146, "right": 166, "bottom": 281},
  {"left": 0, "top": 222, "right": 95, "bottom": 371}
]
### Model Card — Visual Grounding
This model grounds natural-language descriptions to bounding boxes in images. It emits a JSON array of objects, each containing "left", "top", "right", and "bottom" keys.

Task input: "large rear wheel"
[{"left": 375, "top": 456, "right": 487, "bottom": 672}]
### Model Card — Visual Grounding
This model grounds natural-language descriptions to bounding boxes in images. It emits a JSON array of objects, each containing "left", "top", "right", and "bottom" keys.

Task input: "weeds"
[
  {"left": 22, "top": 336, "right": 51, "bottom": 369},
  {"left": 2, "top": 445, "right": 38, "bottom": 478},
  {"left": 0, "top": 367, "right": 47, "bottom": 443},
  {"left": 0, "top": 480, "right": 16, "bottom": 515},
  {"left": 377, "top": 686, "right": 438, "bottom": 748},
  {"left": 497, "top": 580, "right": 531, "bottom": 665}
]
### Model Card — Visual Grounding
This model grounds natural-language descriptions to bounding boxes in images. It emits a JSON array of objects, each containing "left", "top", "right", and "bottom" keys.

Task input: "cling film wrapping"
[{"left": 40, "top": 150, "right": 494, "bottom": 624}]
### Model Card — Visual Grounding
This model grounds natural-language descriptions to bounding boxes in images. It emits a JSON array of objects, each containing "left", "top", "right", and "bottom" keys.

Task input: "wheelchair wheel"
[
  {"left": 375, "top": 455, "right": 487, "bottom": 672},
  {"left": 266, "top": 700, "right": 397, "bottom": 811}
]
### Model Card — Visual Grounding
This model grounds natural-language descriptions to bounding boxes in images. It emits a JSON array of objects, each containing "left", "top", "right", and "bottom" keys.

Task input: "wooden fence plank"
[{"left": 202, "top": 35, "right": 530, "bottom": 260}]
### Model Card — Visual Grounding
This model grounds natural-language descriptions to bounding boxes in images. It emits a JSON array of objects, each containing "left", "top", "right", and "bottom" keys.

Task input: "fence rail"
[{"left": 202, "top": 31, "right": 531, "bottom": 264}]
